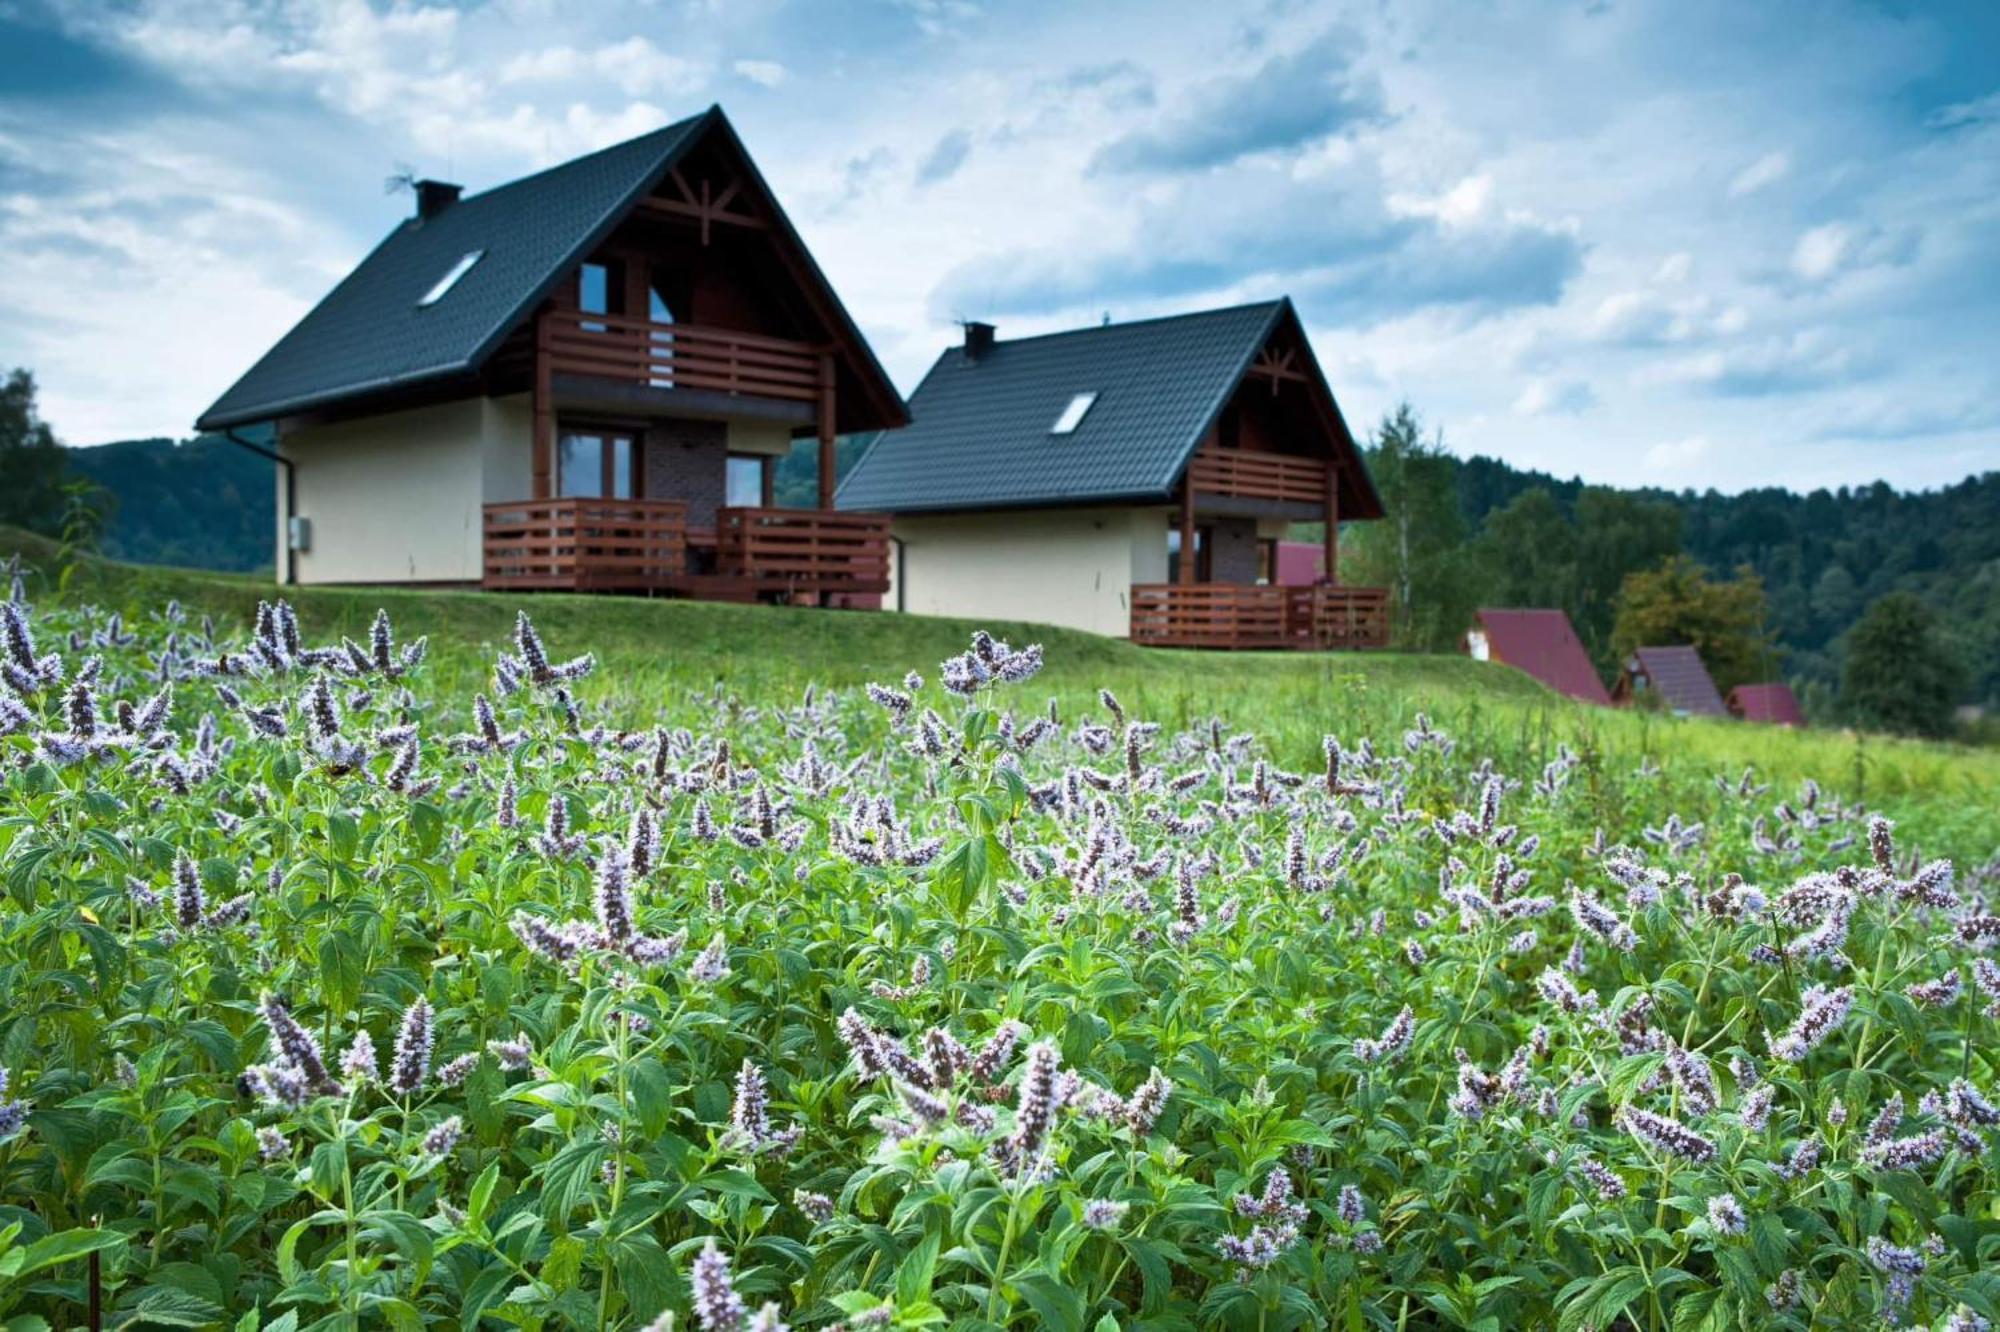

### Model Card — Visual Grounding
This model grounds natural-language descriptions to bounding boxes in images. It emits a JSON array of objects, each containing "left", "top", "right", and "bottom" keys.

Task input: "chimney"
[
  {"left": 963, "top": 320, "right": 996, "bottom": 362},
  {"left": 414, "top": 179, "right": 462, "bottom": 221}
]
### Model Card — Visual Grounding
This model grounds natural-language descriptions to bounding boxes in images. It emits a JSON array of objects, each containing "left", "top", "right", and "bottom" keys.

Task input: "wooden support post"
[
  {"left": 1178, "top": 481, "right": 1196, "bottom": 586},
  {"left": 1323, "top": 463, "right": 1340, "bottom": 586},
  {"left": 816, "top": 353, "right": 837, "bottom": 511},
  {"left": 622, "top": 256, "right": 648, "bottom": 323},
  {"left": 532, "top": 311, "right": 554, "bottom": 499}
]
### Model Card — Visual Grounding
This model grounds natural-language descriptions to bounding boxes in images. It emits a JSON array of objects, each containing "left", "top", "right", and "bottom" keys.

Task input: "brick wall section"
[
  {"left": 1210, "top": 517, "right": 1262, "bottom": 584},
  {"left": 642, "top": 419, "right": 727, "bottom": 530}
]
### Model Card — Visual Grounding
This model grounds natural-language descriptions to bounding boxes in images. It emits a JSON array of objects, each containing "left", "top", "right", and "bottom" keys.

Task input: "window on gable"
[
  {"left": 1050, "top": 392, "right": 1098, "bottom": 435},
  {"left": 417, "top": 251, "right": 483, "bottom": 307}
]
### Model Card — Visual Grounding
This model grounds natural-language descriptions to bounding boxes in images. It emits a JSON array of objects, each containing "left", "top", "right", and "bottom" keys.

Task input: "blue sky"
[{"left": 1, "top": 0, "right": 1995, "bottom": 492}]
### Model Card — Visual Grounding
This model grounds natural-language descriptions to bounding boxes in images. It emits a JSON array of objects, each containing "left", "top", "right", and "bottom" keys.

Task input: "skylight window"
[
  {"left": 417, "top": 250, "right": 484, "bottom": 307},
  {"left": 1050, "top": 391, "right": 1098, "bottom": 435}
]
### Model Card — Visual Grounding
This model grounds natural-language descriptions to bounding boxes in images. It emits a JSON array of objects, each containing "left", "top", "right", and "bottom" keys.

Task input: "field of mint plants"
[{"left": 0, "top": 581, "right": 1997, "bottom": 1331}]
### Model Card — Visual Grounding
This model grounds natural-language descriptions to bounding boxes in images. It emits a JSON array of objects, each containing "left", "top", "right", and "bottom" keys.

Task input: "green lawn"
[{"left": 9, "top": 527, "right": 1995, "bottom": 858}]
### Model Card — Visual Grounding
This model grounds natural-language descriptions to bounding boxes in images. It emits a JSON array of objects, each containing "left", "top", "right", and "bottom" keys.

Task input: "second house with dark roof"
[
  {"left": 838, "top": 301, "right": 1388, "bottom": 648},
  {"left": 197, "top": 106, "right": 907, "bottom": 602}
]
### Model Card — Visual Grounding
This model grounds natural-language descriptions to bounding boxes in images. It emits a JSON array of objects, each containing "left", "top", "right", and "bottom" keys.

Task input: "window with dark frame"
[
  {"left": 557, "top": 426, "right": 641, "bottom": 499},
  {"left": 1166, "top": 524, "right": 1213, "bottom": 584},
  {"left": 578, "top": 261, "right": 624, "bottom": 333},
  {"left": 725, "top": 454, "right": 767, "bottom": 509}
]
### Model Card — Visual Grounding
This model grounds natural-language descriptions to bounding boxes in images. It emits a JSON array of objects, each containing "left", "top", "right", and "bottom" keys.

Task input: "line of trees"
[{"left": 1337, "top": 404, "right": 1985, "bottom": 739}]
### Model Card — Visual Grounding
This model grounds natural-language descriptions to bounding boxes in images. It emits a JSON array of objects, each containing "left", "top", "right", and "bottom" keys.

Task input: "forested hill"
[
  {"left": 59, "top": 434, "right": 1999, "bottom": 708},
  {"left": 67, "top": 435, "right": 276, "bottom": 573},
  {"left": 1447, "top": 457, "right": 1998, "bottom": 706}
]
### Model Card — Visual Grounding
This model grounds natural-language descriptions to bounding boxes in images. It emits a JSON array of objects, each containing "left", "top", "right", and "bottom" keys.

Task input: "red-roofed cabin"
[
  {"left": 1274, "top": 540, "right": 1324, "bottom": 587},
  {"left": 1462, "top": 608, "right": 1611, "bottom": 706},
  {"left": 1728, "top": 683, "right": 1806, "bottom": 726}
]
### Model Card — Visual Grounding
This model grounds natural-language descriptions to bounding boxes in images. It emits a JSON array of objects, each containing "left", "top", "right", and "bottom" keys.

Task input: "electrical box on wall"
[{"left": 287, "top": 516, "right": 312, "bottom": 552}]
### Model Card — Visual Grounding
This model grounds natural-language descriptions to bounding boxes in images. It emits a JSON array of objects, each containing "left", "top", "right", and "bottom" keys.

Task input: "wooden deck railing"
[
  {"left": 714, "top": 508, "right": 892, "bottom": 592},
  {"left": 1130, "top": 582, "right": 1388, "bottom": 650},
  {"left": 1186, "top": 446, "right": 1330, "bottom": 505},
  {"left": 1130, "top": 584, "right": 1293, "bottom": 649},
  {"left": 483, "top": 498, "right": 689, "bottom": 591},
  {"left": 542, "top": 311, "right": 823, "bottom": 403},
  {"left": 1298, "top": 584, "right": 1390, "bottom": 650}
]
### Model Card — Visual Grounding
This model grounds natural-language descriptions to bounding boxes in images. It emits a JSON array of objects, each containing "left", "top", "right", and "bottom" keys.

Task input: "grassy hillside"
[{"left": 7, "top": 527, "right": 1995, "bottom": 857}]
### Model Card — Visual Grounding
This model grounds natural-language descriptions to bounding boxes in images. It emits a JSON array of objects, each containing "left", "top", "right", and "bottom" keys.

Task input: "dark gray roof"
[
  {"left": 838, "top": 301, "right": 1299, "bottom": 514},
  {"left": 198, "top": 115, "right": 707, "bottom": 430},
  {"left": 1628, "top": 645, "right": 1728, "bottom": 717}
]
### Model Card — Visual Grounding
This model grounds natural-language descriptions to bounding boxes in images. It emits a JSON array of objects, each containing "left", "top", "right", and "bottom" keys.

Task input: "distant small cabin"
[
  {"left": 1463, "top": 608, "right": 1611, "bottom": 705},
  {"left": 837, "top": 301, "right": 1388, "bottom": 649},
  {"left": 1729, "top": 682, "right": 1805, "bottom": 726},
  {"left": 1613, "top": 645, "right": 1728, "bottom": 717}
]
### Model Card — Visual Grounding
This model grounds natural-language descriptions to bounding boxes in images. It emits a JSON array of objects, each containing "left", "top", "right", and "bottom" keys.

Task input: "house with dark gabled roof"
[
  {"left": 197, "top": 105, "right": 906, "bottom": 600},
  {"left": 836, "top": 300, "right": 1388, "bottom": 647},
  {"left": 1463, "top": 609, "right": 1612, "bottom": 705},
  {"left": 1613, "top": 644, "right": 1729, "bottom": 717}
]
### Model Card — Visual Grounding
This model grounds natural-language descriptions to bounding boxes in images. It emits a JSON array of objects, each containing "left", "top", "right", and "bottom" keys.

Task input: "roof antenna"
[
  {"left": 1101, "top": 310, "right": 1111, "bottom": 326},
  {"left": 383, "top": 164, "right": 416, "bottom": 197}
]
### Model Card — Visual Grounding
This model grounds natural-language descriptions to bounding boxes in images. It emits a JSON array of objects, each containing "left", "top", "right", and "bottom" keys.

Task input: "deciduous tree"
[
  {"left": 0, "top": 369, "right": 74, "bottom": 537},
  {"left": 1611, "top": 555, "right": 1773, "bottom": 694},
  {"left": 1343, "top": 404, "right": 1480, "bottom": 652},
  {"left": 1840, "top": 591, "right": 1965, "bottom": 738}
]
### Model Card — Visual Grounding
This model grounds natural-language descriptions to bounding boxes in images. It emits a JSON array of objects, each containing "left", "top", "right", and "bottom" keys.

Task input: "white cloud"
[
  {"left": 1927, "top": 91, "right": 2000, "bottom": 131},
  {"left": 1584, "top": 289, "right": 1745, "bottom": 346},
  {"left": 500, "top": 38, "right": 706, "bottom": 99},
  {"left": 1790, "top": 223, "right": 1850, "bottom": 282},
  {"left": 1648, "top": 330, "right": 1880, "bottom": 396},
  {"left": 1512, "top": 378, "right": 1597, "bottom": 416},
  {"left": 0, "top": 125, "right": 355, "bottom": 443},
  {"left": 592, "top": 37, "right": 709, "bottom": 98},
  {"left": 1390, "top": 173, "right": 1493, "bottom": 226},
  {"left": 733, "top": 59, "right": 787, "bottom": 88},
  {"left": 1728, "top": 150, "right": 1789, "bottom": 197},
  {"left": 1785, "top": 220, "right": 1917, "bottom": 287},
  {"left": 1644, "top": 435, "right": 1711, "bottom": 470}
]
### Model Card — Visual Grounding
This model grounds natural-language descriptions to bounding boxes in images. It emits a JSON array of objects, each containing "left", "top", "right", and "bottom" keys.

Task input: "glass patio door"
[{"left": 557, "top": 429, "right": 639, "bottom": 499}]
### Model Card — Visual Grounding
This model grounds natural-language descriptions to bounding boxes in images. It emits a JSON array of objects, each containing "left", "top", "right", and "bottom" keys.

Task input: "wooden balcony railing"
[
  {"left": 715, "top": 508, "right": 892, "bottom": 592},
  {"left": 1130, "top": 582, "right": 1388, "bottom": 650},
  {"left": 1186, "top": 446, "right": 1330, "bottom": 505},
  {"left": 542, "top": 311, "right": 823, "bottom": 404},
  {"left": 483, "top": 497, "right": 688, "bottom": 591}
]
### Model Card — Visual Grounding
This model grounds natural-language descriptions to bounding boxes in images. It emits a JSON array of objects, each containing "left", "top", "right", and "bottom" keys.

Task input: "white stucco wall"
[
  {"left": 887, "top": 507, "right": 1169, "bottom": 638},
  {"left": 279, "top": 394, "right": 531, "bottom": 584}
]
